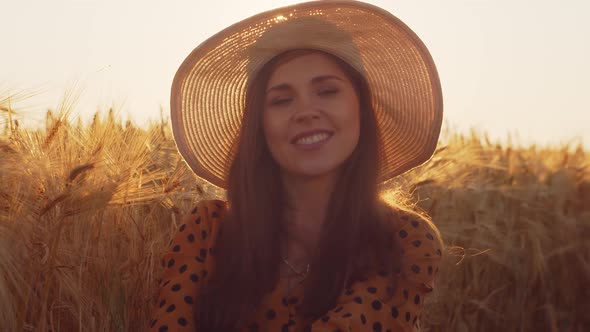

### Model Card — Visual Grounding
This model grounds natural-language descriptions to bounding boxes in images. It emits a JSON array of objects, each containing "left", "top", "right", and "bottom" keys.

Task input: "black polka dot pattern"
[
  {"left": 147, "top": 200, "right": 226, "bottom": 331},
  {"left": 309, "top": 210, "right": 443, "bottom": 331},
  {"left": 147, "top": 201, "right": 442, "bottom": 332},
  {"left": 371, "top": 300, "right": 382, "bottom": 310},
  {"left": 373, "top": 321, "right": 383, "bottom": 331},
  {"left": 266, "top": 309, "right": 277, "bottom": 320}
]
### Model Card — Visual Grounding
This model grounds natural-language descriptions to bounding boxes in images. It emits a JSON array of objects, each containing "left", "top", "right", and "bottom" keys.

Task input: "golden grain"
[{"left": 0, "top": 108, "right": 588, "bottom": 331}]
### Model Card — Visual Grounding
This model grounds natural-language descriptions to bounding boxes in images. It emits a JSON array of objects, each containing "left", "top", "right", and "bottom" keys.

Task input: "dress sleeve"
[
  {"left": 147, "top": 199, "right": 226, "bottom": 332},
  {"left": 308, "top": 211, "right": 444, "bottom": 332}
]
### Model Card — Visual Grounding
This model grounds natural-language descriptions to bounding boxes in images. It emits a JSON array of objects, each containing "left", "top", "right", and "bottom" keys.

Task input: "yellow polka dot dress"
[{"left": 148, "top": 200, "right": 443, "bottom": 331}]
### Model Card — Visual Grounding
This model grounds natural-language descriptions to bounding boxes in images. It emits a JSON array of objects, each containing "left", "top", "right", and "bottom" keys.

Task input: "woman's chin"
[{"left": 284, "top": 165, "right": 342, "bottom": 181}]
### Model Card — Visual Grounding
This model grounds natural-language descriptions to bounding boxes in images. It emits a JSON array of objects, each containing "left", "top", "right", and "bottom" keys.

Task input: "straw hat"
[{"left": 170, "top": 0, "right": 443, "bottom": 189}]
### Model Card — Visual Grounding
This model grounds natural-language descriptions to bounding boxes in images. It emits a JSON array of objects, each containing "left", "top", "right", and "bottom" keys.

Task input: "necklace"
[{"left": 281, "top": 255, "right": 310, "bottom": 280}]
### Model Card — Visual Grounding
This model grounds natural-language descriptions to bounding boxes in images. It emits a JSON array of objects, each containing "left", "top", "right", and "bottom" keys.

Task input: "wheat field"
[{"left": 1, "top": 103, "right": 588, "bottom": 331}]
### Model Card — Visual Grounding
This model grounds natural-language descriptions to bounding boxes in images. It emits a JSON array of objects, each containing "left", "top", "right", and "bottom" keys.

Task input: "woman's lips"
[{"left": 292, "top": 134, "right": 332, "bottom": 151}]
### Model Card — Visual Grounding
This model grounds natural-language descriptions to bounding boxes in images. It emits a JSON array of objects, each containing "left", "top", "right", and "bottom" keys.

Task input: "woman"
[{"left": 149, "top": 1, "right": 444, "bottom": 331}]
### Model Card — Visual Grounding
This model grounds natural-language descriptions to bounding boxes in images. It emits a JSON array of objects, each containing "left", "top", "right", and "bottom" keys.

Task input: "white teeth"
[{"left": 295, "top": 133, "right": 331, "bottom": 145}]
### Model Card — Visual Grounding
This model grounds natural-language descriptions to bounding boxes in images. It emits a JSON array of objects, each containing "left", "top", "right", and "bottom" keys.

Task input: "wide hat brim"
[{"left": 171, "top": 0, "right": 443, "bottom": 190}]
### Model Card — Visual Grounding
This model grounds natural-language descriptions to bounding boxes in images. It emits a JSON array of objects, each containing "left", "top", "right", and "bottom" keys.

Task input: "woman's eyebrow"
[
  {"left": 266, "top": 83, "right": 291, "bottom": 94},
  {"left": 311, "top": 75, "right": 343, "bottom": 84},
  {"left": 266, "top": 75, "right": 343, "bottom": 94}
]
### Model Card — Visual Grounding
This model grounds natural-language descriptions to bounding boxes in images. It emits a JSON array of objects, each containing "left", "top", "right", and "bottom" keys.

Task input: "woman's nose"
[
  {"left": 292, "top": 98, "right": 320, "bottom": 123},
  {"left": 293, "top": 109, "right": 320, "bottom": 123}
]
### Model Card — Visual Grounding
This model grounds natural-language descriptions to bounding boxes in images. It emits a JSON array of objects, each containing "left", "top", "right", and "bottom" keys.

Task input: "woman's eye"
[
  {"left": 270, "top": 98, "right": 292, "bottom": 106},
  {"left": 319, "top": 89, "right": 338, "bottom": 95}
]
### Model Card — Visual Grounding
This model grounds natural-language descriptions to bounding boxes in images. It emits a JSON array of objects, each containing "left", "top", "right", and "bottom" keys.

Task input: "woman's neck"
[{"left": 280, "top": 170, "right": 339, "bottom": 259}]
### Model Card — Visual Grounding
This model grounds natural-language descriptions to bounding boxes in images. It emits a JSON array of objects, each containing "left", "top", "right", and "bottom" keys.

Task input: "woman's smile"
[
  {"left": 262, "top": 52, "right": 360, "bottom": 179},
  {"left": 292, "top": 131, "right": 334, "bottom": 151}
]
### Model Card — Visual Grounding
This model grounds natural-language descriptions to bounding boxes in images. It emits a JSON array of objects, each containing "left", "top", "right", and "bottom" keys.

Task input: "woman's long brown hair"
[{"left": 194, "top": 49, "right": 404, "bottom": 331}]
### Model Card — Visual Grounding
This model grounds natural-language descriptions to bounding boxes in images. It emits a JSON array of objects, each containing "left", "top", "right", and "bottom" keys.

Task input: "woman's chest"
[{"left": 240, "top": 278, "right": 312, "bottom": 332}]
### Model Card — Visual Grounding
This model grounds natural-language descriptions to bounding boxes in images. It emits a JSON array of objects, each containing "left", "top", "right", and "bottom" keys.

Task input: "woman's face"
[{"left": 262, "top": 52, "right": 361, "bottom": 181}]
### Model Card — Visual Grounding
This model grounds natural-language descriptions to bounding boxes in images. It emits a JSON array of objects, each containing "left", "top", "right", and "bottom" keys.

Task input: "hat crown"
[{"left": 247, "top": 16, "right": 365, "bottom": 79}]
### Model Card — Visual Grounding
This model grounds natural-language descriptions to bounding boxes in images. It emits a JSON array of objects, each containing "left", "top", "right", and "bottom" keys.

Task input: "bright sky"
[{"left": 2, "top": 0, "right": 589, "bottom": 147}]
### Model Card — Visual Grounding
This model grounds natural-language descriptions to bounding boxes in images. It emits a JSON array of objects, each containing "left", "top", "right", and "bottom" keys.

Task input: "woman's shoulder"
[
  {"left": 381, "top": 203, "right": 444, "bottom": 288},
  {"left": 381, "top": 204, "right": 443, "bottom": 251},
  {"left": 181, "top": 199, "right": 228, "bottom": 226},
  {"left": 186, "top": 199, "right": 228, "bottom": 217},
  {"left": 150, "top": 199, "right": 228, "bottom": 331},
  {"left": 172, "top": 199, "right": 228, "bottom": 250}
]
